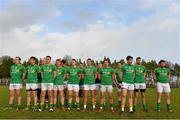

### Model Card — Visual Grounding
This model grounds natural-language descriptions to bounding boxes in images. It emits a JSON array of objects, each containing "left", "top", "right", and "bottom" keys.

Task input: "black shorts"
[
  {"left": 134, "top": 89, "right": 146, "bottom": 93},
  {"left": 26, "top": 89, "right": 37, "bottom": 91}
]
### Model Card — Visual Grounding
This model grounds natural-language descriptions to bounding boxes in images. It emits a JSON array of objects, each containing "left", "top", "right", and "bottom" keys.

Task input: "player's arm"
[
  {"left": 53, "top": 66, "right": 56, "bottom": 79},
  {"left": 81, "top": 69, "right": 85, "bottom": 80},
  {"left": 119, "top": 69, "right": 123, "bottom": 81},
  {"left": 78, "top": 69, "right": 82, "bottom": 80},
  {"left": 40, "top": 67, "right": 43, "bottom": 78},
  {"left": 153, "top": 69, "right": 157, "bottom": 81},
  {"left": 168, "top": 69, "right": 171, "bottom": 80},
  {"left": 94, "top": 68, "right": 97, "bottom": 79},
  {"left": 98, "top": 69, "right": 101, "bottom": 80},
  {"left": 54, "top": 70, "right": 57, "bottom": 79},
  {"left": 112, "top": 69, "right": 116, "bottom": 81},
  {"left": 22, "top": 66, "right": 26, "bottom": 82}
]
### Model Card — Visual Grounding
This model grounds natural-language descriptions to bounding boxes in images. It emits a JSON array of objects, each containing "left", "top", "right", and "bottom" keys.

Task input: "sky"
[{"left": 0, "top": 0, "right": 179, "bottom": 63}]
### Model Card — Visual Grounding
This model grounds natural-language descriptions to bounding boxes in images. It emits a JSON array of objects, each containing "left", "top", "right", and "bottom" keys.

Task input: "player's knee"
[
  {"left": 109, "top": 95, "right": 113, "bottom": 99},
  {"left": 122, "top": 94, "right": 126, "bottom": 98},
  {"left": 141, "top": 93, "right": 145, "bottom": 98},
  {"left": 166, "top": 94, "right": 170, "bottom": 99}
]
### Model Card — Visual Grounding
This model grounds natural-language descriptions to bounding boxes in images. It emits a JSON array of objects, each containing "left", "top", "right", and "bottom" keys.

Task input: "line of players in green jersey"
[{"left": 5, "top": 55, "right": 173, "bottom": 113}]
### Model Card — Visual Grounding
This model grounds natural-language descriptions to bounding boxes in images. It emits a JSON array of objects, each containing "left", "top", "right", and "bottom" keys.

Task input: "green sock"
[
  {"left": 118, "top": 100, "right": 122, "bottom": 106},
  {"left": 40, "top": 104, "right": 44, "bottom": 111},
  {"left": 61, "top": 104, "right": 64, "bottom": 108},
  {"left": 134, "top": 104, "right": 137, "bottom": 111},
  {"left": 166, "top": 104, "right": 171, "bottom": 111},
  {"left": 142, "top": 104, "right": 147, "bottom": 111},
  {"left": 17, "top": 104, "right": 21, "bottom": 108},
  {"left": 68, "top": 103, "right": 72, "bottom": 109},
  {"left": 53, "top": 104, "right": 57, "bottom": 109},
  {"left": 49, "top": 104, "right": 53, "bottom": 109},
  {"left": 157, "top": 103, "right": 160, "bottom": 110},
  {"left": 65, "top": 99, "right": 68, "bottom": 106},
  {"left": 76, "top": 103, "right": 80, "bottom": 109},
  {"left": 110, "top": 104, "right": 114, "bottom": 110}
]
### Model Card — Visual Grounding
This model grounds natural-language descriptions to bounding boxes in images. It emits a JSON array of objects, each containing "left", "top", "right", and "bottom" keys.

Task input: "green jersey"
[
  {"left": 41, "top": 64, "right": 55, "bottom": 83},
  {"left": 10, "top": 64, "right": 25, "bottom": 84},
  {"left": 67, "top": 66, "right": 81, "bottom": 84},
  {"left": 83, "top": 66, "right": 96, "bottom": 85},
  {"left": 54, "top": 66, "right": 65, "bottom": 85},
  {"left": 26, "top": 65, "right": 40, "bottom": 83},
  {"left": 134, "top": 65, "right": 146, "bottom": 83},
  {"left": 115, "top": 68, "right": 121, "bottom": 83},
  {"left": 122, "top": 64, "right": 135, "bottom": 84},
  {"left": 99, "top": 67, "right": 114, "bottom": 85},
  {"left": 155, "top": 67, "right": 170, "bottom": 83}
]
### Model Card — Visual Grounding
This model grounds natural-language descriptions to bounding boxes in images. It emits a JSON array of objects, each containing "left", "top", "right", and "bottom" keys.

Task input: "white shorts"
[
  {"left": 9, "top": 83, "right": 22, "bottom": 90},
  {"left": 95, "top": 83, "right": 101, "bottom": 91},
  {"left": 84, "top": 84, "right": 96, "bottom": 91},
  {"left": 134, "top": 83, "right": 146, "bottom": 90},
  {"left": 54, "top": 85, "right": 64, "bottom": 91},
  {"left": 121, "top": 82, "right": 134, "bottom": 91},
  {"left": 157, "top": 82, "right": 171, "bottom": 93},
  {"left": 101, "top": 85, "right": 113, "bottom": 92},
  {"left": 68, "top": 84, "right": 79, "bottom": 92},
  {"left": 63, "top": 81, "right": 68, "bottom": 89},
  {"left": 26, "top": 83, "right": 38, "bottom": 90},
  {"left": 41, "top": 83, "right": 54, "bottom": 91}
]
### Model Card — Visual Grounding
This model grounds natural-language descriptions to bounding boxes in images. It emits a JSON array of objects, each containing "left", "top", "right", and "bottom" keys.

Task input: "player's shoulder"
[
  {"left": 20, "top": 64, "right": 25, "bottom": 68},
  {"left": 50, "top": 64, "right": 55, "bottom": 67},
  {"left": 154, "top": 67, "right": 160, "bottom": 71},
  {"left": 122, "top": 63, "right": 127, "bottom": 68}
]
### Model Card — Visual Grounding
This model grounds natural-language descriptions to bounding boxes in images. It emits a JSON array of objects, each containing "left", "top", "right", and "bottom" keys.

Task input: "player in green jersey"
[
  {"left": 98, "top": 59, "right": 115, "bottom": 113},
  {"left": 53, "top": 59, "right": 66, "bottom": 111},
  {"left": 114, "top": 63, "right": 122, "bottom": 107},
  {"left": 67, "top": 59, "right": 81, "bottom": 111},
  {"left": 5, "top": 57, "right": 25, "bottom": 111},
  {"left": 121, "top": 56, "right": 135, "bottom": 113},
  {"left": 24, "top": 56, "right": 40, "bottom": 111},
  {"left": 133, "top": 57, "right": 147, "bottom": 112},
  {"left": 39, "top": 56, "right": 56, "bottom": 112},
  {"left": 154, "top": 60, "right": 172, "bottom": 112},
  {"left": 82, "top": 58, "right": 97, "bottom": 111}
]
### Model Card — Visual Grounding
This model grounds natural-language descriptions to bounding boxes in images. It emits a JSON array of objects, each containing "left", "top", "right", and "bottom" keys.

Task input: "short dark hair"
[
  {"left": 46, "top": 56, "right": 51, "bottom": 60},
  {"left": 72, "top": 59, "right": 76, "bottom": 62},
  {"left": 56, "top": 59, "right": 61, "bottom": 62},
  {"left": 15, "top": 56, "right": 21, "bottom": 61},
  {"left": 30, "top": 56, "right": 36, "bottom": 60},
  {"left": 87, "top": 58, "right": 91, "bottom": 61},
  {"left": 159, "top": 60, "right": 165, "bottom": 64},
  {"left": 61, "top": 59, "right": 66, "bottom": 64},
  {"left": 126, "top": 56, "right": 133, "bottom": 61},
  {"left": 136, "top": 57, "right": 141, "bottom": 60},
  {"left": 103, "top": 59, "right": 109, "bottom": 63}
]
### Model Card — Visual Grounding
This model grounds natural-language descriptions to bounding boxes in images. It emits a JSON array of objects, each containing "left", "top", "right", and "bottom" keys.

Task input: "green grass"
[{"left": 0, "top": 86, "right": 180, "bottom": 119}]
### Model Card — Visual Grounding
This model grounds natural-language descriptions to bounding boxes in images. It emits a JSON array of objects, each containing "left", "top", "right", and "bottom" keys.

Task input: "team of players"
[{"left": 5, "top": 55, "right": 172, "bottom": 113}]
